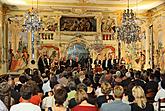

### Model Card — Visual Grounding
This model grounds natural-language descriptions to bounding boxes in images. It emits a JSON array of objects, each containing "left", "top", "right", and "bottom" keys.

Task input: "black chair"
[{"left": 158, "top": 98, "right": 165, "bottom": 111}]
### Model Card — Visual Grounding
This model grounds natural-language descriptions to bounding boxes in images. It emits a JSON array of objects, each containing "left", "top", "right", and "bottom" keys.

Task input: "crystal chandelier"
[
  {"left": 117, "top": 0, "right": 141, "bottom": 44},
  {"left": 23, "top": 0, "right": 41, "bottom": 32}
]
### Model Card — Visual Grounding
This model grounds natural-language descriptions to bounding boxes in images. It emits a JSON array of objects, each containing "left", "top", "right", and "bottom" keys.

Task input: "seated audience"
[
  {"left": 97, "top": 82, "right": 114, "bottom": 108},
  {"left": 71, "top": 89, "right": 98, "bottom": 111},
  {"left": 131, "top": 86, "right": 154, "bottom": 111},
  {"left": 42, "top": 91, "right": 55, "bottom": 110},
  {"left": 10, "top": 84, "right": 41, "bottom": 111},
  {"left": 154, "top": 80, "right": 165, "bottom": 101},
  {"left": 19, "top": 80, "right": 41, "bottom": 106},
  {"left": 121, "top": 71, "right": 132, "bottom": 90},
  {"left": 47, "top": 84, "right": 68, "bottom": 111},
  {"left": 145, "top": 74, "right": 158, "bottom": 103},
  {"left": 0, "top": 81, "right": 11, "bottom": 110},
  {"left": 112, "top": 71, "right": 123, "bottom": 87},
  {"left": 83, "top": 78, "right": 96, "bottom": 105},
  {"left": 100, "top": 85, "right": 131, "bottom": 111},
  {"left": 130, "top": 71, "right": 145, "bottom": 90},
  {"left": 0, "top": 99, "right": 8, "bottom": 111},
  {"left": 68, "top": 83, "right": 87, "bottom": 108}
]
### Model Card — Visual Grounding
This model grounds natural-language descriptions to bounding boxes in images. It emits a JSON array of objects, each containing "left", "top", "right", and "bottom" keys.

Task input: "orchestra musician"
[
  {"left": 66, "top": 56, "right": 75, "bottom": 68},
  {"left": 94, "top": 54, "right": 101, "bottom": 67},
  {"left": 102, "top": 55, "right": 113, "bottom": 70},
  {"left": 85, "top": 55, "right": 93, "bottom": 71}
]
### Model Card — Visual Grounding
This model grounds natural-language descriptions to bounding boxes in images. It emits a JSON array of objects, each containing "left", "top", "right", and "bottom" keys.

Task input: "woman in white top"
[
  {"left": 42, "top": 91, "right": 55, "bottom": 110},
  {"left": 155, "top": 80, "right": 165, "bottom": 101}
]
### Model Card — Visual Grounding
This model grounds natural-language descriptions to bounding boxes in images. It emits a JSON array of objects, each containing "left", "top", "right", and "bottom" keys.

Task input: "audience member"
[
  {"left": 0, "top": 81, "right": 11, "bottom": 109},
  {"left": 42, "top": 91, "right": 55, "bottom": 111},
  {"left": 10, "top": 84, "right": 41, "bottom": 111},
  {"left": 0, "top": 99, "right": 8, "bottom": 111},
  {"left": 100, "top": 85, "right": 131, "bottom": 111},
  {"left": 155, "top": 80, "right": 165, "bottom": 101},
  {"left": 131, "top": 86, "right": 154, "bottom": 111},
  {"left": 71, "top": 89, "right": 98, "bottom": 111},
  {"left": 97, "top": 82, "right": 114, "bottom": 108},
  {"left": 49, "top": 85, "right": 68, "bottom": 111}
]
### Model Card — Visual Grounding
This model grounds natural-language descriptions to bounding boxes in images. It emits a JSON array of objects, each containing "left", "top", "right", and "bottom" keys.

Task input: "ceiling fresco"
[{"left": 1, "top": 0, "right": 165, "bottom": 12}]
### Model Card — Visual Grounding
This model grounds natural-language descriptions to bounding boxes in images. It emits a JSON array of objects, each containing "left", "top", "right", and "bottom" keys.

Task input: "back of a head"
[
  {"left": 134, "top": 71, "right": 141, "bottom": 79},
  {"left": 26, "top": 80, "right": 38, "bottom": 94},
  {"left": 75, "top": 89, "right": 88, "bottom": 104},
  {"left": 0, "top": 82, "right": 11, "bottom": 108},
  {"left": 19, "top": 75, "right": 27, "bottom": 84},
  {"left": 54, "top": 86, "right": 67, "bottom": 106},
  {"left": 77, "top": 83, "right": 87, "bottom": 92},
  {"left": 68, "top": 81, "right": 76, "bottom": 91},
  {"left": 113, "top": 85, "right": 124, "bottom": 99},
  {"left": 82, "top": 78, "right": 92, "bottom": 87},
  {"left": 149, "top": 73, "right": 155, "bottom": 80},
  {"left": 101, "top": 82, "right": 112, "bottom": 95},
  {"left": 20, "top": 84, "right": 33, "bottom": 100},
  {"left": 132, "top": 86, "right": 147, "bottom": 108}
]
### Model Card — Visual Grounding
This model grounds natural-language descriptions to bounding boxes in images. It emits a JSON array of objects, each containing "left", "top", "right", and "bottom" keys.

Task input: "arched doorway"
[{"left": 67, "top": 43, "right": 89, "bottom": 66}]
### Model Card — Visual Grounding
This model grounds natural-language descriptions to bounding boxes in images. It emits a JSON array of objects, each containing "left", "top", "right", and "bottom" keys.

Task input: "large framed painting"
[{"left": 60, "top": 16, "right": 96, "bottom": 32}]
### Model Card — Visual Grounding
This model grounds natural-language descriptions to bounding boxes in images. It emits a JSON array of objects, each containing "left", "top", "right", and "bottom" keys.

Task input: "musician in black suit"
[
  {"left": 113, "top": 56, "right": 119, "bottom": 69},
  {"left": 59, "top": 57, "right": 66, "bottom": 73},
  {"left": 102, "top": 56, "right": 112, "bottom": 70},
  {"left": 94, "top": 54, "right": 101, "bottom": 67},
  {"left": 38, "top": 52, "right": 50, "bottom": 74},
  {"left": 66, "top": 56, "right": 75, "bottom": 68},
  {"left": 85, "top": 55, "right": 93, "bottom": 71}
]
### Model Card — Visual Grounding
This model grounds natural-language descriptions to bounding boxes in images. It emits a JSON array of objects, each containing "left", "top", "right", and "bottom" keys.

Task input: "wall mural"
[
  {"left": 9, "top": 31, "right": 29, "bottom": 72},
  {"left": 101, "top": 17, "right": 115, "bottom": 33},
  {"left": 101, "top": 17, "right": 116, "bottom": 40},
  {"left": 0, "top": 47, "right": 1, "bottom": 69},
  {"left": 60, "top": 16, "right": 96, "bottom": 32},
  {"left": 124, "top": 43, "right": 145, "bottom": 70},
  {"left": 41, "top": 16, "right": 58, "bottom": 32}
]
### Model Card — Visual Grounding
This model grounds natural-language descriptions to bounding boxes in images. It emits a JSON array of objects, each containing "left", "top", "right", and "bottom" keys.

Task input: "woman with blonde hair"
[
  {"left": 131, "top": 86, "right": 154, "bottom": 111},
  {"left": 71, "top": 89, "right": 98, "bottom": 111}
]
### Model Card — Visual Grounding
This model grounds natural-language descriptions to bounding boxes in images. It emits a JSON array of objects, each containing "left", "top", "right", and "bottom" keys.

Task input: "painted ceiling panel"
[{"left": 0, "top": 0, "right": 165, "bottom": 11}]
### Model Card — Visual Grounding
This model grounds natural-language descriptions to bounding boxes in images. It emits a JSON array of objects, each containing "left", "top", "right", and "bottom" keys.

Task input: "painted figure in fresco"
[
  {"left": 9, "top": 49, "right": 14, "bottom": 70},
  {"left": 60, "top": 17, "right": 96, "bottom": 32},
  {"left": 160, "top": 50, "right": 165, "bottom": 71},
  {"left": 101, "top": 17, "right": 115, "bottom": 33},
  {"left": 0, "top": 48, "right": 1, "bottom": 69},
  {"left": 10, "top": 50, "right": 27, "bottom": 72},
  {"left": 22, "top": 50, "right": 29, "bottom": 66}
]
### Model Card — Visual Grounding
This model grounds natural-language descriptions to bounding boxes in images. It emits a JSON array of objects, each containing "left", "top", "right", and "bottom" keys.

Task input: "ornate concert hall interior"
[
  {"left": 1, "top": 1, "right": 165, "bottom": 111},
  {"left": 0, "top": 0, "right": 165, "bottom": 73}
]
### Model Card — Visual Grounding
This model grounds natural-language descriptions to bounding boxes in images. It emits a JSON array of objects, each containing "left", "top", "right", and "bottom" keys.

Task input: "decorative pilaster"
[
  {"left": 1, "top": 5, "right": 9, "bottom": 74},
  {"left": 0, "top": 5, "right": 2, "bottom": 73}
]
